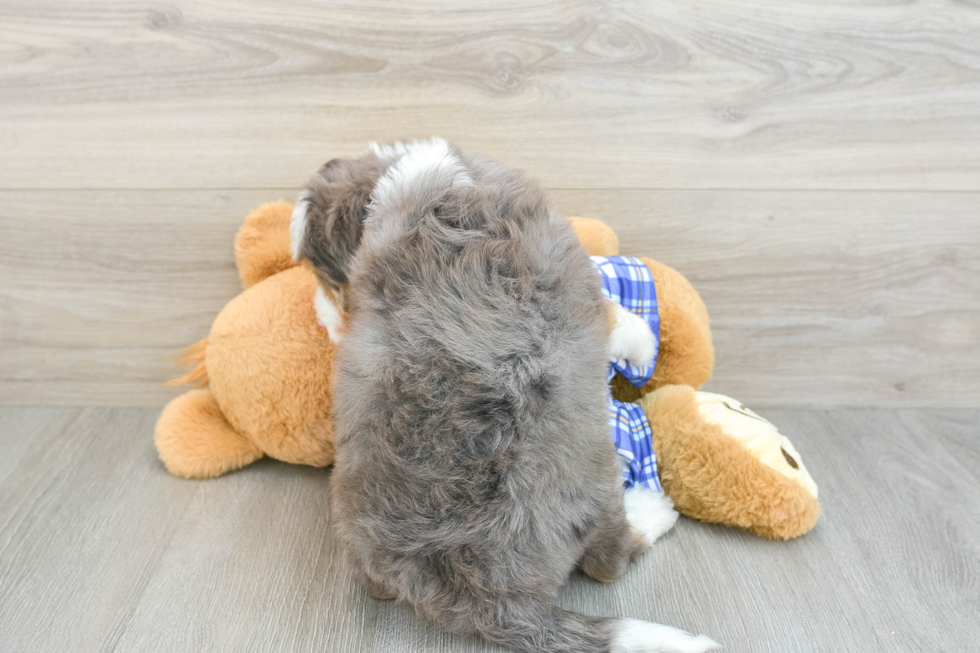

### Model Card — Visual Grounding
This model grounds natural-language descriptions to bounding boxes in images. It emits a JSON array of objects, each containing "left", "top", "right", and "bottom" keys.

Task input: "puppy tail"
[
  {"left": 473, "top": 598, "right": 718, "bottom": 653},
  {"left": 166, "top": 339, "right": 209, "bottom": 388}
]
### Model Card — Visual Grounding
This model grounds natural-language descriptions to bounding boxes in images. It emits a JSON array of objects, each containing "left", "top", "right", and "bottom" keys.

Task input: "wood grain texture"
[
  {"left": 1, "top": 1, "right": 979, "bottom": 190},
  {"left": 552, "top": 189, "right": 980, "bottom": 409},
  {"left": 2, "top": 0, "right": 978, "bottom": 407},
  {"left": 2, "top": 3, "right": 977, "bottom": 651},
  {"left": 0, "top": 407, "right": 977, "bottom": 652},
  {"left": 2, "top": 189, "right": 977, "bottom": 407},
  {"left": 0, "top": 407, "right": 200, "bottom": 652}
]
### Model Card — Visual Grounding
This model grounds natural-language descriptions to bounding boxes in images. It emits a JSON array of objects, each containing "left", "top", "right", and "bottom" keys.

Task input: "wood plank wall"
[{"left": 1, "top": 1, "right": 978, "bottom": 407}]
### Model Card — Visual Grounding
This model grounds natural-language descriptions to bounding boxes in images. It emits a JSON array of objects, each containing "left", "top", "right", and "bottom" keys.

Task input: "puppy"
[{"left": 292, "top": 138, "right": 717, "bottom": 653}]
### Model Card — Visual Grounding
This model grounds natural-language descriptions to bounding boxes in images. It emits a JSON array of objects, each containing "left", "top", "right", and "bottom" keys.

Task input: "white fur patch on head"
[
  {"left": 611, "top": 619, "right": 719, "bottom": 653},
  {"left": 368, "top": 140, "right": 414, "bottom": 162},
  {"left": 608, "top": 303, "right": 657, "bottom": 367},
  {"left": 623, "top": 487, "right": 678, "bottom": 548},
  {"left": 290, "top": 191, "right": 311, "bottom": 261},
  {"left": 314, "top": 284, "right": 344, "bottom": 343},
  {"left": 367, "top": 138, "right": 443, "bottom": 164},
  {"left": 368, "top": 137, "right": 472, "bottom": 218}
]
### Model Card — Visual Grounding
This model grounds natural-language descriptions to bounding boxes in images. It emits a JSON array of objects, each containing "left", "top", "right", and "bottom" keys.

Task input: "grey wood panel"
[
  {"left": 110, "top": 461, "right": 380, "bottom": 653},
  {"left": 0, "top": 407, "right": 200, "bottom": 653},
  {"left": 1, "top": 1, "right": 979, "bottom": 190},
  {"left": 2, "top": 189, "right": 977, "bottom": 408},
  {"left": 551, "top": 189, "right": 980, "bottom": 409},
  {"left": 0, "top": 407, "right": 74, "bottom": 481},
  {"left": 0, "top": 407, "right": 977, "bottom": 652},
  {"left": 0, "top": 189, "right": 274, "bottom": 406}
]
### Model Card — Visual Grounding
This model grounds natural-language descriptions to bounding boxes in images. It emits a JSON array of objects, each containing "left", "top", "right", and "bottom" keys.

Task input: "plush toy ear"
[
  {"left": 568, "top": 216, "right": 619, "bottom": 257},
  {"left": 235, "top": 201, "right": 298, "bottom": 289}
]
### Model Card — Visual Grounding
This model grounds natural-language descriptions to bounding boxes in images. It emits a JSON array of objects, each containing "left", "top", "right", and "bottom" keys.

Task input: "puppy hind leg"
[
  {"left": 578, "top": 505, "right": 646, "bottom": 584},
  {"left": 360, "top": 576, "right": 398, "bottom": 602},
  {"left": 349, "top": 557, "right": 399, "bottom": 602},
  {"left": 579, "top": 485, "right": 680, "bottom": 584}
]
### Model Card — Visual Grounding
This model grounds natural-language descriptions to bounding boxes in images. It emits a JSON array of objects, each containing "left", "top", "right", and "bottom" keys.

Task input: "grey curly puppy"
[{"left": 291, "top": 138, "right": 717, "bottom": 653}]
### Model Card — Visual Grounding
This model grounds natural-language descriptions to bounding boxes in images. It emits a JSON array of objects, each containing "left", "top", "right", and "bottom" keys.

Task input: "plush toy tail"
[{"left": 166, "top": 339, "right": 209, "bottom": 388}]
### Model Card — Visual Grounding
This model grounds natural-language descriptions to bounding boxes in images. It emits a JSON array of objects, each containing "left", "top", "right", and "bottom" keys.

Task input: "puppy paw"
[
  {"left": 609, "top": 303, "right": 657, "bottom": 366},
  {"left": 624, "top": 487, "right": 679, "bottom": 548}
]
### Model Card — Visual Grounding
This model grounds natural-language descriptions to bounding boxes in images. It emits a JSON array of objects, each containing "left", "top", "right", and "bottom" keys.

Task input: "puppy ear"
[{"left": 291, "top": 155, "right": 385, "bottom": 292}]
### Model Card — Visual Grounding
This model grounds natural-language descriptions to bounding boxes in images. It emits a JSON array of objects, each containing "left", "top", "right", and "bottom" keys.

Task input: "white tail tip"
[{"left": 612, "top": 619, "right": 720, "bottom": 653}]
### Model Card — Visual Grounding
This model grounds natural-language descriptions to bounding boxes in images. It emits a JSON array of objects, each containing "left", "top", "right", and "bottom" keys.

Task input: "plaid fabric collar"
[
  {"left": 592, "top": 256, "right": 661, "bottom": 388},
  {"left": 591, "top": 256, "right": 663, "bottom": 491}
]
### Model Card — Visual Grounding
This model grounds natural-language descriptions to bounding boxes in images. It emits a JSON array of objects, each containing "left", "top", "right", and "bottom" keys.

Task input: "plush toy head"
[
  {"left": 156, "top": 202, "right": 337, "bottom": 479},
  {"left": 640, "top": 385, "right": 820, "bottom": 540},
  {"left": 569, "top": 216, "right": 819, "bottom": 540}
]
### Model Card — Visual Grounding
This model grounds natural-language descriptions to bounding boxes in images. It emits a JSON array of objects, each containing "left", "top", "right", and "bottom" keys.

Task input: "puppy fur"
[
  {"left": 293, "top": 138, "right": 716, "bottom": 653},
  {"left": 291, "top": 151, "right": 393, "bottom": 339}
]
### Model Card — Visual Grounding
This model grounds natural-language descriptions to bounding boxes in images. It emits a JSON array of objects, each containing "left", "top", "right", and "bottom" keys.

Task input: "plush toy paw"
[
  {"left": 155, "top": 388, "right": 263, "bottom": 479},
  {"left": 235, "top": 201, "right": 298, "bottom": 288}
]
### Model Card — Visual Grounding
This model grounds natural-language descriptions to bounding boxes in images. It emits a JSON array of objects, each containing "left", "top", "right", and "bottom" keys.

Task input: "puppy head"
[
  {"left": 291, "top": 153, "right": 388, "bottom": 342},
  {"left": 290, "top": 153, "right": 388, "bottom": 294},
  {"left": 290, "top": 138, "right": 464, "bottom": 340}
]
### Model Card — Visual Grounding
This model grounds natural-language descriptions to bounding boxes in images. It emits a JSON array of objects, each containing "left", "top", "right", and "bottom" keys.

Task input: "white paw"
[
  {"left": 314, "top": 285, "right": 344, "bottom": 343},
  {"left": 609, "top": 303, "right": 657, "bottom": 366},
  {"left": 290, "top": 191, "right": 311, "bottom": 261},
  {"left": 624, "top": 487, "right": 678, "bottom": 548},
  {"left": 612, "top": 619, "right": 720, "bottom": 653}
]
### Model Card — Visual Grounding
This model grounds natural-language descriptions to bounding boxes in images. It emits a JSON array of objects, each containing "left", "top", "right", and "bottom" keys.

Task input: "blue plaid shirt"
[{"left": 592, "top": 256, "right": 662, "bottom": 491}]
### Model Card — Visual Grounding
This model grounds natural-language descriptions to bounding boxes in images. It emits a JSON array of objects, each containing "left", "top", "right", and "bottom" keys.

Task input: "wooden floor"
[
  {"left": 1, "top": 1, "right": 979, "bottom": 652},
  {"left": 0, "top": 407, "right": 977, "bottom": 652}
]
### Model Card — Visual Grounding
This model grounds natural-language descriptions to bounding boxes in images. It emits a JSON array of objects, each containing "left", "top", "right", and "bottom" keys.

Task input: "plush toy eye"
[
  {"left": 722, "top": 401, "right": 771, "bottom": 425},
  {"left": 781, "top": 447, "right": 799, "bottom": 469}
]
